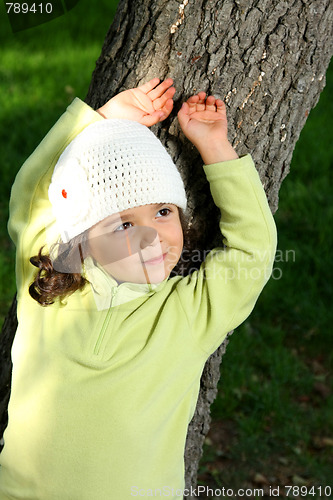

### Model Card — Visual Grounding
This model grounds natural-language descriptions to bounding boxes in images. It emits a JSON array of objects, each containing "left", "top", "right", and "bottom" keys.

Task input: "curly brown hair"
[
  {"left": 29, "top": 209, "right": 200, "bottom": 306},
  {"left": 29, "top": 234, "right": 88, "bottom": 306}
]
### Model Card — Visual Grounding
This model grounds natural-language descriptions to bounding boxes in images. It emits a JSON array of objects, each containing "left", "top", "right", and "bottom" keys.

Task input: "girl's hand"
[
  {"left": 97, "top": 78, "right": 176, "bottom": 126},
  {"left": 178, "top": 92, "right": 238, "bottom": 163}
]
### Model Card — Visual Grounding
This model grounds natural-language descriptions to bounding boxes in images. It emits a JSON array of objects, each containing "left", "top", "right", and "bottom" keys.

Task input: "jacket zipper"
[{"left": 93, "top": 288, "right": 117, "bottom": 355}]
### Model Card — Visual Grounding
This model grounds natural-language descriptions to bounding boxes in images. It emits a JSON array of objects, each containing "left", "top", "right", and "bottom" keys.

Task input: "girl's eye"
[
  {"left": 114, "top": 222, "right": 133, "bottom": 232},
  {"left": 157, "top": 208, "right": 171, "bottom": 217}
]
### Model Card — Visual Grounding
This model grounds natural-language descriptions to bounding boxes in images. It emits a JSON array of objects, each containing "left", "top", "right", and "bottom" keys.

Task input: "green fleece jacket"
[{"left": 0, "top": 99, "right": 277, "bottom": 499}]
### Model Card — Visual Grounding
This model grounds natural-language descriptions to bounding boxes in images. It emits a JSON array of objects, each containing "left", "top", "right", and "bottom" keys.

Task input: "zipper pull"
[{"left": 110, "top": 287, "right": 117, "bottom": 307}]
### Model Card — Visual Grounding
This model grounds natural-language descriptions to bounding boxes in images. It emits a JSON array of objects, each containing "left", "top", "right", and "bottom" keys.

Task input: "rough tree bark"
[{"left": 1, "top": 0, "right": 332, "bottom": 494}]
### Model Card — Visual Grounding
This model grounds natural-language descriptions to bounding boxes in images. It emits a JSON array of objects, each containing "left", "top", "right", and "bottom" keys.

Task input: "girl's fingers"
[
  {"left": 160, "top": 98, "right": 174, "bottom": 118},
  {"left": 187, "top": 96, "right": 199, "bottom": 109},
  {"left": 196, "top": 91, "right": 206, "bottom": 101},
  {"left": 147, "top": 78, "right": 174, "bottom": 100},
  {"left": 187, "top": 101, "right": 198, "bottom": 116},
  {"left": 196, "top": 92, "right": 207, "bottom": 111},
  {"left": 186, "top": 94, "right": 226, "bottom": 114},
  {"left": 216, "top": 99, "right": 226, "bottom": 114},
  {"left": 140, "top": 98, "right": 174, "bottom": 127},
  {"left": 193, "top": 92, "right": 206, "bottom": 111},
  {"left": 187, "top": 91, "right": 206, "bottom": 104},
  {"left": 187, "top": 91, "right": 208, "bottom": 112},
  {"left": 205, "top": 95, "right": 217, "bottom": 111},
  {"left": 179, "top": 102, "right": 190, "bottom": 114},
  {"left": 153, "top": 87, "right": 176, "bottom": 110},
  {"left": 187, "top": 95, "right": 202, "bottom": 113},
  {"left": 140, "top": 109, "right": 167, "bottom": 127},
  {"left": 138, "top": 78, "right": 161, "bottom": 94}
]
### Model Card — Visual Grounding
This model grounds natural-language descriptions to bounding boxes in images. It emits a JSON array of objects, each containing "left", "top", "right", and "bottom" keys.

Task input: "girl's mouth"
[{"left": 143, "top": 252, "right": 167, "bottom": 265}]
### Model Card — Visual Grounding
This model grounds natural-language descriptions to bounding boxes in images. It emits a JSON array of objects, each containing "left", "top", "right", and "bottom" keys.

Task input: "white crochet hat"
[{"left": 48, "top": 119, "right": 187, "bottom": 242}]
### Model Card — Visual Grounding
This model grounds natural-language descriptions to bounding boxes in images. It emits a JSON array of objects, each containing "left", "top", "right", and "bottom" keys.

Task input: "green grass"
[
  {"left": 0, "top": 0, "right": 332, "bottom": 493},
  {"left": 0, "top": 0, "right": 118, "bottom": 317}
]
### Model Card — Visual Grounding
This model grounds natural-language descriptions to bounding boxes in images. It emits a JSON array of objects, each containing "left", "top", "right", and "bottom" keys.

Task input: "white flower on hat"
[{"left": 48, "top": 159, "right": 91, "bottom": 240}]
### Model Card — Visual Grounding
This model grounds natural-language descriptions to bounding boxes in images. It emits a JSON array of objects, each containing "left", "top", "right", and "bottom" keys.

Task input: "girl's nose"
[{"left": 137, "top": 226, "right": 159, "bottom": 249}]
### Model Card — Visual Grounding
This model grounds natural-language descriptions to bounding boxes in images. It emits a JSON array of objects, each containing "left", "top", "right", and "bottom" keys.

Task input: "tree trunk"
[
  {"left": 1, "top": 0, "right": 332, "bottom": 494},
  {"left": 0, "top": 296, "right": 17, "bottom": 448}
]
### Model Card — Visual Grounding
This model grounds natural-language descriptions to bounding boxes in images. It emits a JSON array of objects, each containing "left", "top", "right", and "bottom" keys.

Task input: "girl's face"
[{"left": 88, "top": 203, "right": 184, "bottom": 284}]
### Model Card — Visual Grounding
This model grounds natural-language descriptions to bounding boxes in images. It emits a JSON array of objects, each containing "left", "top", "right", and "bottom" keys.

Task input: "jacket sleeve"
[
  {"left": 175, "top": 154, "right": 277, "bottom": 355},
  {"left": 8, "top": 98, "right": 104, "bottom": 296}
]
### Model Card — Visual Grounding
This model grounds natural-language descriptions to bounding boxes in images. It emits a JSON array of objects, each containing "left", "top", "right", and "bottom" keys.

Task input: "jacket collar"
[{"left": 83, "top": 256, "right": 168, "bottom": 310}]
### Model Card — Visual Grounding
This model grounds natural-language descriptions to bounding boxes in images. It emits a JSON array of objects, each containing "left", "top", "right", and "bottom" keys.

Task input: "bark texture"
[
  {"left": 0, "top": 296, "right": 17, "bottom": 447},
  {"left": 1, "top": 0, "right": 332, "bottom": 493}
]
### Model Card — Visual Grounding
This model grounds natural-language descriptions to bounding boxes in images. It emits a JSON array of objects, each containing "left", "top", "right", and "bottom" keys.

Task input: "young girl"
[{"left": 0, "top": 78, "right": 277, "bottom": 499}]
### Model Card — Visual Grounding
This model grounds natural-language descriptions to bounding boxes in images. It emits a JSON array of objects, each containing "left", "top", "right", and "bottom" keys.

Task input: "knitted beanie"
[{"left": 48, "top": 119, "right": 187, "bottom": 242}]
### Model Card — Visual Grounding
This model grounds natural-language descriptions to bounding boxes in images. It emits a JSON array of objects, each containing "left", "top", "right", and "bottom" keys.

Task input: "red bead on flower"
[{"left": 62, "top": 189, "right": 67, "bottom": 199}]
